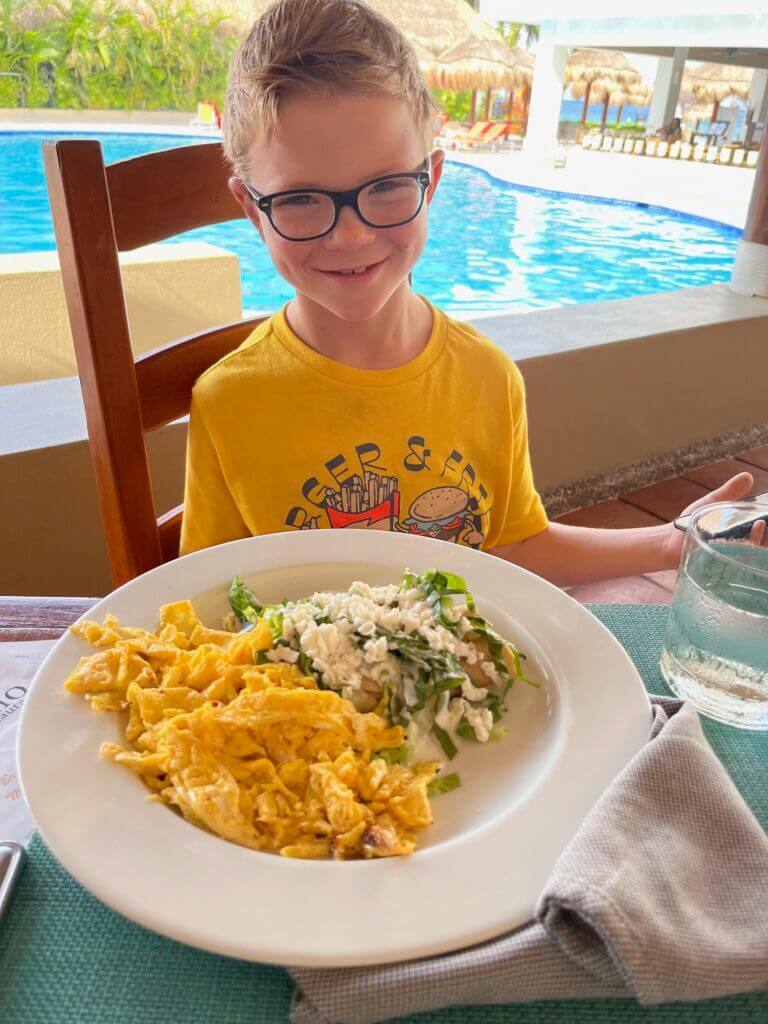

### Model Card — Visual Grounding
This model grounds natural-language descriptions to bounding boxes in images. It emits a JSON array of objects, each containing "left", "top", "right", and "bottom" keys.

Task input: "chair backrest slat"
[
  {"left": 44, "top": 139, "right": 162, "bottom": 582},
  {"left": 44, "top": 137, "right": 258, "bottom": 587},
  {"left": 106, "top": 142, "right": 243, "bottom": 251},
  {"left": 135, "top": 316, "right": 266, "bottom": 432}
]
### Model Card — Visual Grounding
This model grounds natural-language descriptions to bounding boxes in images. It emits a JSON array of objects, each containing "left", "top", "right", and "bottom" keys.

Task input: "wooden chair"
[{"left": 44, "top": 139, "right": 267, "bottom": 587}]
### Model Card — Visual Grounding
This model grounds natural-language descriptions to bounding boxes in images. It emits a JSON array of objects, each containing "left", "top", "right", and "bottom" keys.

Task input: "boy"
[{"left": 180, "top": 0, "right": 752, "bottom": 586}]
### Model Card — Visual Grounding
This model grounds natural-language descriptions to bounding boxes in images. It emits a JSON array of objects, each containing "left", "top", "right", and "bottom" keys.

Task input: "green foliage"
[
  {"left": 496, "top": 21, "right": 539, "bottom": 49},
  {"left": 431, "top": 87, "right": 471, "bottom": 122},
  {"left": 586, "top": 120, "right": 646, "bottom": 132},
  {"left": 0, "top": 0, "right": 238, "bottom": 110}
]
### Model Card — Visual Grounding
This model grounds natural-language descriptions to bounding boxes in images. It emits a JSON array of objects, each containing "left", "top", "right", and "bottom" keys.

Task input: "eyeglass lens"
[{"left": 270, "top": 176, "right": 424, "bottom": 239}]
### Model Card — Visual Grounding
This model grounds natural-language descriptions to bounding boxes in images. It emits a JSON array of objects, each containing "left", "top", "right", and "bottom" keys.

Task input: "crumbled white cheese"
[
  {"left": 435, "top": 697, "right": 494, "bottom": 742},
  {"left": 461, "top": 677, "right": 488, "bottom": 701},
  {"left": 462, "top": 702, "right": 494, "bottom": 742},
  {"left": 481, "top": 660, "right": 501, "bottom": 685},
  {"left": 264, "top": 645, "right": 300, "bottom": 664},
  {"left": 270, "top": 577, "right": 497, "bottom": 712}
]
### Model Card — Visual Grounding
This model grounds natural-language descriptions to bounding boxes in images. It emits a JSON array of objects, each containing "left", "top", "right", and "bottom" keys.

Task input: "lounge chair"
[
  {"left": 469, "top": 122, "right": 511, "bottom": 151},
  {"left": 633, "top": 139, "right": 645, "bottom": 155},
  {"left": 623, "top": 137, "right": 635, "bottom": 154},
  {"left": 746, "top": 150, "right": 759, "bottom": 168},
  {"left": 612, "top": 137, "right": 624, "bottom": 153},
  {"left": 645, "top": 139, "right": 658, "bottom": 156},
  {"left": 692, "top": 143, "right": 707, "bottom": 161},
  {"left": 452, "top": 121, "right": 493, "bottom": 149},
  {"left": 601, "top": 136, "right": 613, "bottom": 152},
  {"left": 680, "top": 142, "right": 693, "bottom": 160},
  {"left": 434, "top": 120, "right": 464, "bottom": 147},
  {"left": 706, "top": 145, "right": 719, "bottom": 163},
  {"left": 668, "top": 141, "right": 681, "bottom": 159},
  {"left": 718, "top": 148, "right": 733, "bottom": 165},
  {"left": 191, "top": 101, "right": 218, "bottom": 129},
  {"left": 656, "top": 141, "right": 669, "bottom": 158},
  {"left": 581, "top": 132, "right": 594, "bottom": 149},
  {"left": 732, "top": 148, "right": 746, "bottom": 167},
  {"left": 590, "top": 133, "right": 604, "bottom": 150}
]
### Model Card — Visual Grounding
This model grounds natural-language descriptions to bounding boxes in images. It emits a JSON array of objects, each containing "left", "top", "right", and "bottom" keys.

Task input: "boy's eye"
[
  {"left": 369, "top": 180, "right": 405, "bottom": 194},
  {"left": 274, "top": 193, "right": 319, "bottom": 208}
]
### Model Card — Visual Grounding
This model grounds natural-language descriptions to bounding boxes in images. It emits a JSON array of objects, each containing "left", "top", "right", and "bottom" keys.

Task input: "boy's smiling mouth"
[{"left": 313, "top": 258, "right": 387, "bottom": 281}]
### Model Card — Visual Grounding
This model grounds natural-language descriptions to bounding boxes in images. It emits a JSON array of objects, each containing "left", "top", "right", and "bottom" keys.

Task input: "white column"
[
  {"left": 523, "top": 22, "right": 568, "bottom": 164},
  {"left": 647, "top": 47, "right": 688, "bottom": 134},
  {"left": 748, "top": 69, "right": 768, "bottom": 124}
]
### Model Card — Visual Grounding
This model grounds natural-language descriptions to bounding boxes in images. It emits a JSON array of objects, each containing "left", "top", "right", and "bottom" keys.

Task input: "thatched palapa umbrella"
[
  {"left": 428, "top": 37, "right": 534, "bottom": 122},
  {"left": 248, "top": 0, "right": 502, "bottom": 59},
  {"left": 249, "top": 0, "right": 530, "bottom": 122},
  {"left": 565, "top": 48, "right": 643, "bottom": 125},
  {"left": 680, "top": 62, "right": 753, "bottom": 122},
  {"left": 572, "top": 76, "right": 651, "bottom": 127},
  {"left": 428, "top": 38, "right": 533, "bottom": 92}
]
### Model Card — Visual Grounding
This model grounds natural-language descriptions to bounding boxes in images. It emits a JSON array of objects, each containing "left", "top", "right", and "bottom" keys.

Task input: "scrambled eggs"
[{"left": 64, "top": 601, "right": 437, "bottom": 859}]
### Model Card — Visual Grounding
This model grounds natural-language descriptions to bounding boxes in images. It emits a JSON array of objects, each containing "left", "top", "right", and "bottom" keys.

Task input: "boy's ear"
[
  {"left": 426, "top": 148, "right": 445, "bottom": 205},
  {"left": 228, "top": 176, "right": 266, "bottom": 243}
]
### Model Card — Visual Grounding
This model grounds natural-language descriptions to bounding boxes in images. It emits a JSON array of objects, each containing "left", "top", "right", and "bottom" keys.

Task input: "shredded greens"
[
  {"left": 227, "top": 567, "right": 539, "bottom": 765},
  {"left": 427, "top": 772, "right": 462, "bottom": 797}
]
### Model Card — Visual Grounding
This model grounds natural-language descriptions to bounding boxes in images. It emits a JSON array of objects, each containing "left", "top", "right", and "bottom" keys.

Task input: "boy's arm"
[
  {"left": 179, "top": 396, "right": 251, "bottom": 556},
  {"left": 489, "top": 472, "right": 755, "bottom": 586}
]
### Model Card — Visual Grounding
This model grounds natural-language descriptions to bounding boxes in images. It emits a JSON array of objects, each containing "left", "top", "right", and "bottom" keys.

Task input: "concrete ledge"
[
  {"left": 2, "top": 283, "right": 768, "bottom": 595},
  {"left": 0, "top": 242, "right": 242, "bottom": 385}
]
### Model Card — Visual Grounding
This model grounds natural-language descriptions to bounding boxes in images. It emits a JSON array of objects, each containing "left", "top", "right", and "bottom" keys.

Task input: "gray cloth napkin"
[{"left": 289, "top": 697, "right": 768, "bottom": 1024}]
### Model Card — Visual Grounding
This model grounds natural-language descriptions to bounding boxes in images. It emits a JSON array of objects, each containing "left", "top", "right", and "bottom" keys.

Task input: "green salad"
[{"left": 227, "top": 568, "right": 538, "bottom": 772}]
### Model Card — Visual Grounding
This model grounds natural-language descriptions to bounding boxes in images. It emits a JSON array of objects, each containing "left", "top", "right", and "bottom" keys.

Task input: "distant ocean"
[
  {"left": 557, "top": 97, "right": 749, "bottom": 135},
  {"left": 559, "top": 97, "right": 649, "bottom": 124}
]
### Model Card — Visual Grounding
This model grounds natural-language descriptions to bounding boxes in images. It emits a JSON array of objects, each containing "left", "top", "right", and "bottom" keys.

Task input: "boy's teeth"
[{"left": 338, "top": 266, "right": 368, "bottom": 275}]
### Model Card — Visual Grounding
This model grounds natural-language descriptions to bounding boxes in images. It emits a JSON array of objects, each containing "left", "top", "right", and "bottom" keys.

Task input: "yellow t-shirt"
[{"left": 179, "top": 300, "right": 547, "bottom": 555}]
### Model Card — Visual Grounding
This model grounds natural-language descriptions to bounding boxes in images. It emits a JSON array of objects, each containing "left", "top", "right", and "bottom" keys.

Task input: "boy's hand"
[{"left": 660, "top": 471, "right": 755, "bottom": 568}]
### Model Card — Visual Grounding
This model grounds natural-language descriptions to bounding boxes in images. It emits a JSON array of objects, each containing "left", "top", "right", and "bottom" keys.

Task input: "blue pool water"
[{"left": 0, "top": 131, "right": 741, "bottom": 316}]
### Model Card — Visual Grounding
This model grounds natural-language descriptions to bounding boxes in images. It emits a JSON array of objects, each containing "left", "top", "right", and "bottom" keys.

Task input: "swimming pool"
[{"left": 0, "top": 131, "right": 741, "bottom": 317}]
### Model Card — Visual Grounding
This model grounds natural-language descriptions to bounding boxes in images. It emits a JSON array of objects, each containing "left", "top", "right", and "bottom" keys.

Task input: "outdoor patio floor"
[{"left": 558, "top": 444, "right": 768, "bottom": 605}]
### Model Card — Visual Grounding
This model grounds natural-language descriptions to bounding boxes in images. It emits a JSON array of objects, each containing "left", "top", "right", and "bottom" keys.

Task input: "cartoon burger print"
[{"left": 398, "top": 486, "right": 484, "bottom": 546}]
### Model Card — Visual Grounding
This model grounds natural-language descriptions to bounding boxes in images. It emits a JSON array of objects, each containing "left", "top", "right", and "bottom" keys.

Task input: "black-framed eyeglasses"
[{"left": 243, "top": 159, "right": 431, "bottom": 241}]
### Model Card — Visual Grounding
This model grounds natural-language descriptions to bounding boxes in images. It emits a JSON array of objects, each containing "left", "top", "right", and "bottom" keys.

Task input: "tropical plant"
[
  {"left": 0, "top": 0, "right": 238, "bottom": 110},
  {"left": 431, "top": 87, "right": 472, "bottom": 122},
  {"left": 497, "top": 21, "right": 540, "bottom": 50}
]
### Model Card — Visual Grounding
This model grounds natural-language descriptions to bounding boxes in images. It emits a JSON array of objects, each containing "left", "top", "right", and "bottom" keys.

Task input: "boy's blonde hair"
[{"left": 225, "top": 0, "right": 436, "bottom": 179}]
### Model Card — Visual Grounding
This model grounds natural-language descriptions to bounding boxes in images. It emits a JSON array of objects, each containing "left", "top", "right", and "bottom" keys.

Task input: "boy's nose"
[{"left": 324, "top": 204, "right": 377, "bottom": 250}]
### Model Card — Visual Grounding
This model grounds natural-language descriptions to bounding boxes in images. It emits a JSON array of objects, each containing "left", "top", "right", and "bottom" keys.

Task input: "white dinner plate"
[{"left": 18, "top": 530, "right": 650, "bottom": 967}]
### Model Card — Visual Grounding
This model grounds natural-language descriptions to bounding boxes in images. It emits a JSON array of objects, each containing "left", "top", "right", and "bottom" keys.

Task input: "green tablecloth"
[{"left": 1, "top": 604, "right": 766, "bottom": 1024}]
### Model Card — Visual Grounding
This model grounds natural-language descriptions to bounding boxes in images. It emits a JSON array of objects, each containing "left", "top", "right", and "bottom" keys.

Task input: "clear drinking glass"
[{"left": 660, "top": 500, "right": 768, "bottom": 729}]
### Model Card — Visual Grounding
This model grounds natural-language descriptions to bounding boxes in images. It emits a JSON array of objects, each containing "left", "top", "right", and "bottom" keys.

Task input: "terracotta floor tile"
[
  {"left": 620, "top": 477, "right": 708, "bottom": 521},
  {"left": 567, "top": 575, "right": 672, "bottom": 605},
  {"left": 737, "top": 445, "right": 768, "bottom": 472},
  {"left": 555, "top": 500, "right": 663, "bottom": 529},
  {"left": 684, "top": 458, "right": 768, "bottom": 493}
]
